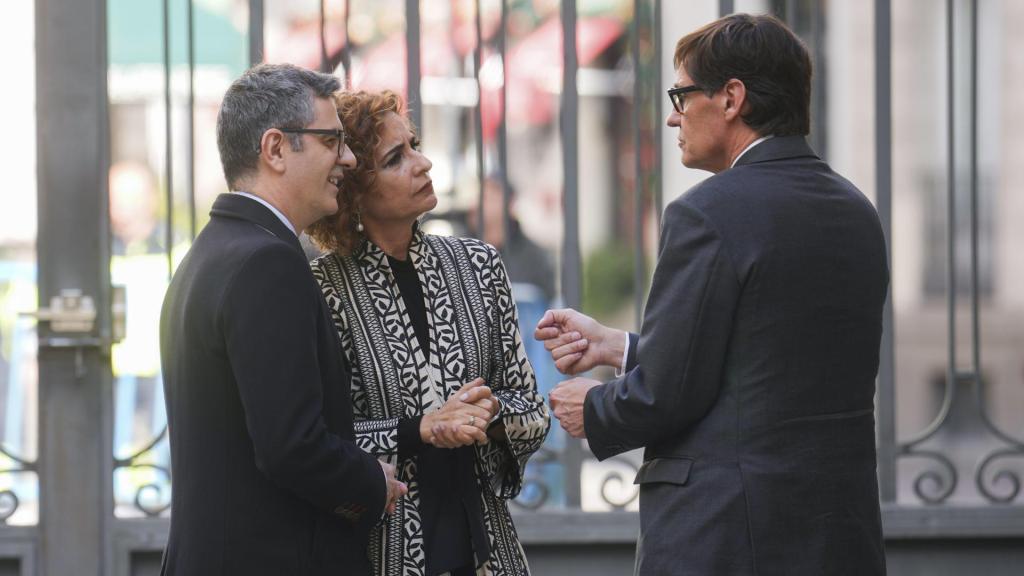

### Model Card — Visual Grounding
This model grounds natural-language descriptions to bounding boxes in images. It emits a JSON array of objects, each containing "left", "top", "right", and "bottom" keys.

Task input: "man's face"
[
  {"left": 285, "top": 97, "right": 356, "bottom": 227},
  {"left": 666, "top": 66, "right": 729, "bottom": 173}
]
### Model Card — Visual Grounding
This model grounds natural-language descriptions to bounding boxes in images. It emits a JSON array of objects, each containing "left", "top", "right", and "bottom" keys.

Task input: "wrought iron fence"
[{"left": 6, "top": 0, "right": 1023, "bottom": 540}]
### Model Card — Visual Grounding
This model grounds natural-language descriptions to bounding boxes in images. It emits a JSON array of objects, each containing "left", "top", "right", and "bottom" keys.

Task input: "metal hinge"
[
  {"left": 19, "top": 287, "right": 126, "bottom": 377},
  {"left": 20, "top": 289, "right": 97, "bottom": 332}
]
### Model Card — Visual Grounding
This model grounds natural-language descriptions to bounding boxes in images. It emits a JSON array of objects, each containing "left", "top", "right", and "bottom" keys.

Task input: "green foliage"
[{"left": 582, "top": 242, "right": 639, "bottom": 324}]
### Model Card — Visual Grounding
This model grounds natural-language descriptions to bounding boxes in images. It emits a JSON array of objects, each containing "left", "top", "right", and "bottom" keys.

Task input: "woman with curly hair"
[{"left": 308, "top": 89, "right": 549, "bottom": 576}]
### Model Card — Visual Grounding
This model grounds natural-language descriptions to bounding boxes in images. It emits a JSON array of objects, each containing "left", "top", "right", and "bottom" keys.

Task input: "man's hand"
[
  {"left": 549, "top": 377, "right": 602, "bottom": 439},
  {"left": 422, "top": 378, "right": 496, "bottom": 448},
  {"left": 534, "top": 308, "right": 627, "bottom": 375},
  {"left": 379, "top": 461, "right": 407, "bottom": 515}
]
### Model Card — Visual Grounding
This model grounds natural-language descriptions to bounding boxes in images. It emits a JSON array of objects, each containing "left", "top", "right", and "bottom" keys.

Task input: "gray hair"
[{"left": 216, "top": 63, "right": 341, "bottom": 189}]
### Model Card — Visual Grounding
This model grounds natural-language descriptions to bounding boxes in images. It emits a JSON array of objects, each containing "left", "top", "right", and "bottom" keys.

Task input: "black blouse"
[{"left": 389, "top": 255, "right": 485, "bottom": 575}]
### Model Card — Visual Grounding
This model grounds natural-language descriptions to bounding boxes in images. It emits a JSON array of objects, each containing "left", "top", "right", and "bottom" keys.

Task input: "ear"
[
  {"left": 722, "top": 78, "right": 747, "bottom": 123},
  {"left": 259, "top": 129, "right": 288, "bottom": 175}
]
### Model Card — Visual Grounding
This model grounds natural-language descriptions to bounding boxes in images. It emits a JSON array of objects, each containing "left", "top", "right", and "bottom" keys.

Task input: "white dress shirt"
[{"left": 232, "top": 191, "right": 298, "bottom": 237}]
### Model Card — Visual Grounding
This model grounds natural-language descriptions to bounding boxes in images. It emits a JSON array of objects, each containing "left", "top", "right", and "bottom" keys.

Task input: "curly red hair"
[{"left": 307, "top": 89, "right": 410, "bottom": 254}]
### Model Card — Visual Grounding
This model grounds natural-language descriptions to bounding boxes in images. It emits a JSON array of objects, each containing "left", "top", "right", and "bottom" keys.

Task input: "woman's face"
[{"left": 359, "top": 112, "right": 436, "bottom": 230}]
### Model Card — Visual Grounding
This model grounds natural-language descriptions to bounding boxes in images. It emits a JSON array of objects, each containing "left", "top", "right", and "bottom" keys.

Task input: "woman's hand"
[{"left": 421, "top": 378, "right": 496, "bottom": 448}]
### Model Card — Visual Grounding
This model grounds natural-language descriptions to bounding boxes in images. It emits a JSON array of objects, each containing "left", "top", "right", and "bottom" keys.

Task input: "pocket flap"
[{"left": 634, "top": 457, "right": 694, "bottom": 486}]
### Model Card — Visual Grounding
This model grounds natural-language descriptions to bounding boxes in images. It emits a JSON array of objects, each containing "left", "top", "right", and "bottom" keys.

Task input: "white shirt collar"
[
  {"left": 231, "top": 191, "right": 298, "bottom": 237},
  {"left": 731, "top": 135, "right": 774, "bottom": 168}
]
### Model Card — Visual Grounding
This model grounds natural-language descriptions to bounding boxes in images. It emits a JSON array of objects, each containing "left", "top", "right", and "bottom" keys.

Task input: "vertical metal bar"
[
  {"left": 654, "top": 0, "right": 662, "bottom": 229},
  {"left": 812, "top": 0, "right": 827, "bottom": 159},
  {"left": 188, "top": 0, "right": 197, "bottom": 240},
  {"left": 474, "top": 0, "right": 486, "bottom": 241},
  {"left": 320, "top": 0, "right": 329, "bottom": 72},
  {"left": 874, "top": 0, "right": 896, "bottom": 503},
  {"left": 945, "top": 0, "right": 957, "bottom": 411},
  {"left": 632, "top": 0, "right": 644, "bottom": 327},
  {"left": 406, "top": 0, "right": 422, "bottom": 131},
  {"left": 561, "top": 2, "right": 580, "bottom": 310},
  {"left": 499, "top": 0, "right": 511, "bottom": 249},
  {"left": 35, "top": 0, "right": 112, "bottom": 571},
  {"left": 163, "top": 0, "right": 175, "bottom": 280},
  {"left": 249, "top": 0, "right": 264, "bottom": 67},
  {"left": 719, "top": 0, "right": 734, "bottom": 16},
  {"left": 969, "top": 0, "right": 980, "bottom": 377},
  {"left": 342, "top": 0, "right": 352, "bottom": 86},
  {"left": 561, "top": 0, "right": 583, "bottom": 509}
]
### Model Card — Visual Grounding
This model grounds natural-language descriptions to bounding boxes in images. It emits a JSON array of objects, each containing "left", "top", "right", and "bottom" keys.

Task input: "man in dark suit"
[
  {"left": 537, "top": 14, "right": 888, "bottom": 575},
  {"left": 160, "top": 64, "right": 407, "bottom": 575}
]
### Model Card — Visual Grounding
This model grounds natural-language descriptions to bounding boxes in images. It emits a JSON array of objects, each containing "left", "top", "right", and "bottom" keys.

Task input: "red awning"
[
  {"left": 272, "top": 15, "right": 624, "bottom": 141},
  {"left": 488, "top": 16, "right": 624, "bottom": 136}
]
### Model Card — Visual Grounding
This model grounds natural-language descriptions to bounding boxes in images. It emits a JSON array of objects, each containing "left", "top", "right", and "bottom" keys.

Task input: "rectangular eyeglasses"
[
  {"left": 667, "top": 85, "right": 703, "bottom": 114},
  {"left": 278, "top": 127, "right": 346, "bottom": 156}
]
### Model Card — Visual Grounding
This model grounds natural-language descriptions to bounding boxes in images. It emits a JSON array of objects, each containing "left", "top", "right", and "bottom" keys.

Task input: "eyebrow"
[{"left": 379, "top": 140, "right": 404, "bottom": 163}]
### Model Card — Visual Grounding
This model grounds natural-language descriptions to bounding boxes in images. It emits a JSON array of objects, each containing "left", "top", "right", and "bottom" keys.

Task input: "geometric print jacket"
[{"left": 311, "top": 228, "right": 550, "bottom": 575}]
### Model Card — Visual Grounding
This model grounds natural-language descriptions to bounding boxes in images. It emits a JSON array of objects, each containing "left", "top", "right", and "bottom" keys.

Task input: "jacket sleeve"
[
  {"left": 475, "top": 244, "right": 551, "bottom": 499},
  {"left": 222, "top": 243, "right": 386, "bottom": 528},
  {"left": 584, "top": 199, "right": 741, "bottom": 461}
]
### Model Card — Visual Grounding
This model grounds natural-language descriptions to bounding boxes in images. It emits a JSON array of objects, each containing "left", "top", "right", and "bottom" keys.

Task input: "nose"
[
  {"left": 338, "top": 143, "right": 357, "bottom": 169},
  {"left": 413, "top": 148, "right": 432, "bottom": 174},
  {"left": 666, "top": 109, "right": 681, "bottom": 128}
]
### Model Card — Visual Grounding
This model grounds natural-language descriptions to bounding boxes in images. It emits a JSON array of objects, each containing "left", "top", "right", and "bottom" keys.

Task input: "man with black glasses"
[
  {"left": 160, "top": 63, "right": 406, "bottom": 575},
  {"left": 538, "top": 14, "right": 888, "bottom": 575}
]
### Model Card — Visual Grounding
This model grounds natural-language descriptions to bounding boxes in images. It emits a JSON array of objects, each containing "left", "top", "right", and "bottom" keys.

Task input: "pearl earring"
[{"left": 356, "top": 210, "right": 364, "bottom": 233}]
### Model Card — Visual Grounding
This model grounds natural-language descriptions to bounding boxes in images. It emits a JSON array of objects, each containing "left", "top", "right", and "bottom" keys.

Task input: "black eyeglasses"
[
  {"left": 278, "top": 127, "right": 346, "bottom": 156},
  {"left": 667, "top": 85, "right": 703, "bottom": 114}
]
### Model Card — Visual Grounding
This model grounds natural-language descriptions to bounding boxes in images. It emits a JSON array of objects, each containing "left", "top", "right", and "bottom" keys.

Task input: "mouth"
[
  {"left": 327, "top": 175, "right": 342, "bottom": 188},
  {"left": 416, "top": 181, "right": 434, "bottom": 195}
]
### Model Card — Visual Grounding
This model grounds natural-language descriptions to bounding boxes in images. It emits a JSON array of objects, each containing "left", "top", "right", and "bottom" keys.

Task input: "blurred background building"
[{"left": 1, "top": 0, "right": 1022, "bottom": 574}]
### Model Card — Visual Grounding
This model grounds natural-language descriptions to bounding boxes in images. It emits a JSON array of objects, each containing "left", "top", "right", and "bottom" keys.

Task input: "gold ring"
[{"left": 469, "top": 415, "right": 477, "bottom": 426}]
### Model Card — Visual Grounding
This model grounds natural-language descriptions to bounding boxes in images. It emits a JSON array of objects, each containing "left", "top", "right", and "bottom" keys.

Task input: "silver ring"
[{"left": 469, "top": 415, "right": 477, "bottom": 426}]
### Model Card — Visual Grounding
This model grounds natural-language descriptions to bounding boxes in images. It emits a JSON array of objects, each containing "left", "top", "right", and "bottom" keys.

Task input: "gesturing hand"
[
  {"left": 421, "top": 378, "right": 496, "bottom": 448},
  {"left": 534, "top": 308, "right": 627, "bottom": 375}
]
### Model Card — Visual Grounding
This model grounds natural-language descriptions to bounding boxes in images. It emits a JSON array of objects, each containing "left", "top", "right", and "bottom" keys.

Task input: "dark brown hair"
[
  {"left": 307, "top": 89, "right": 408, "bottom": 254},
  {"left": 674, "top": 13, "right": 811, "bottom": 137}
]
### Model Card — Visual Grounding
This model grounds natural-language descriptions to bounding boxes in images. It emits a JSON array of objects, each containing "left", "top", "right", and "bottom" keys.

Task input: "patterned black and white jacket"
[{"left": 311, "top": 228, "right": 550, "bottom": 576}]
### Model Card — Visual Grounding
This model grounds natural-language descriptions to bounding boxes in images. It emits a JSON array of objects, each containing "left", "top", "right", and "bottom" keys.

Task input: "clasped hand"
[{"left": 421, "top": 378, "right": 499, "bottom": 448}]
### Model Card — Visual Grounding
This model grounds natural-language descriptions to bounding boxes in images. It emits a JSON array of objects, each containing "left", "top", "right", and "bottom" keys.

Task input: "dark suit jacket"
[
  {"left": 159, "top": 193, "right": 386, "bottom": 576},
  {"left": 585, "top": 137, "right": 888, "bottom": 575}
]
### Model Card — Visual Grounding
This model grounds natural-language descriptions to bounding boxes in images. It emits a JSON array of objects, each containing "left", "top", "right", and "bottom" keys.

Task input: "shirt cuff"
[
  {"left": 397, "top": 416, "right": 425, "bottom": 460},
  {"left": 615, "top": 332, "right": 630, "bottom": 377}
]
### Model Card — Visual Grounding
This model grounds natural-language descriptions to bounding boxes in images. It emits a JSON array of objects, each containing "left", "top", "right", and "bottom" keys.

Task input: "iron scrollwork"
[
  {"left": 598, "top": 456, "right": 640, "bottom": 510},
  {"left": 975, "top": 449, "right": 1023, "bottom": 504},
  {"left": 512, "top": 445, "right": 557, "bottom": 510},
  {"left": 972, "top": 381, "right": 1024, "bottom": 504},
  {"left": 896, "top": 372, "right": 1024, "bottom": 505},
  {"left": 0, "top": 443, "right": 36, "bottom": 524},
  {"left": 898, "top": 448, "right": 958, "bottom": 505},
  {"left": 113, "top": 424, "right": 171, "bottom": 517}
]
